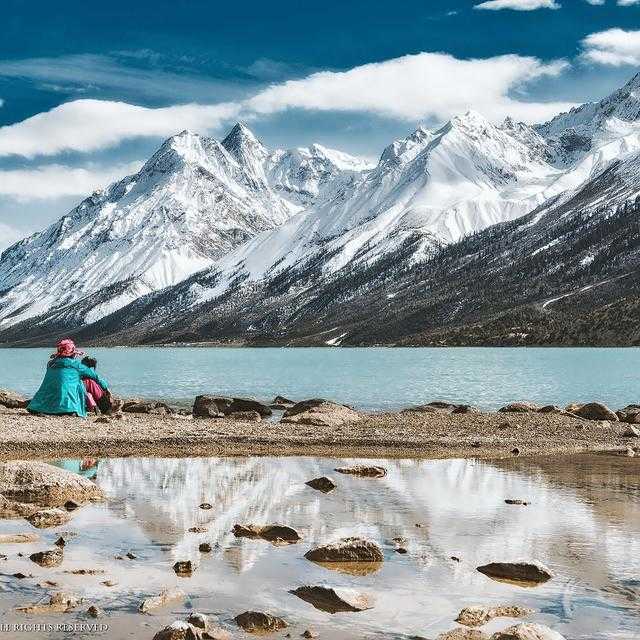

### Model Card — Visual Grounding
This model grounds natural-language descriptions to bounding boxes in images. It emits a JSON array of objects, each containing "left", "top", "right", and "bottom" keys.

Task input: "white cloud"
[
  {"left": 0, "top": 99, "right": 240, "bottom": 158},
  {"left": 0, "top": 161, "right": 143, "bottom": 201},
  {"left": 0, "top": 221, "right": 25, "bottom": 252},
  {"left": 618, "top": 0, "right": 640, "bottom": 6},
  {"left": 581, "top": 28, "right": 640, "bottom": 65},
  {"left": 474, "top": 0, "right": 560, "bottom": 10},
  {"left": 246, "top": 52, "right": 573, "bottom": 124},
  {"left": 584, "top": 0, "right": 605, "bottom": 5}
]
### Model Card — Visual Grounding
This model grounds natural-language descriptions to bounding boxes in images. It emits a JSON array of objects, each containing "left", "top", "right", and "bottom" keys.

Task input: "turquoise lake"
[{"left": 0, "top": 347, "right": 638, "bottom": 410}]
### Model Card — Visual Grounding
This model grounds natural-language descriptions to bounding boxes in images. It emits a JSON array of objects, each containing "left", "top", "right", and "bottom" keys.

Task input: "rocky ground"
[{"left": 0, "top": 402, "right": 635, "bottom": 461}]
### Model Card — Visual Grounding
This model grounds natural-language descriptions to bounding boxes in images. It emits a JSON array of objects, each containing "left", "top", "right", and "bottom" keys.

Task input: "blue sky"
[{"left": 1, "top": 0, "right": 640, "bottom": 247}]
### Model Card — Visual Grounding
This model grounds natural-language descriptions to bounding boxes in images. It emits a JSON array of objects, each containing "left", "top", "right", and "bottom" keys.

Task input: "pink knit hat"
[{"left": 54, "top": 338, "right": 84, "bottom": 358}]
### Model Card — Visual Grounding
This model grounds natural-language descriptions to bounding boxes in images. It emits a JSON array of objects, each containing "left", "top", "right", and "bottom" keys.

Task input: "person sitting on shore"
[
  {"left": 80, "top": 356, "right": 112, "bottom": 414},
  {"left": 27, "top": 339, "right": 109, "bottom": 418}
]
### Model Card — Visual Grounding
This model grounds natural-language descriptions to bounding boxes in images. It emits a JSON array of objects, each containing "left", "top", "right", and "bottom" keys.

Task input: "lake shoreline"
[{"left": 0, "top": 408, "right": 633, "bottom": 461}]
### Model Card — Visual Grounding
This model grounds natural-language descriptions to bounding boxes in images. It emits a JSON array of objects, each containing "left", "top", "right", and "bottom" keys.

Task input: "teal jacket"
[{"left": 27, "top": 357, "right": 109, "bottom": 418}]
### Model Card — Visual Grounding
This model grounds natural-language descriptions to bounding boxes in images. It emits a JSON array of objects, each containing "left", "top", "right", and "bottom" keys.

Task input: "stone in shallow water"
[
  {"left": 334, "top": 465, "right": 386, "bottom": 478},
  {"left": 152, "top": 621, "right": 202, "bottom": 640},
  {"left": 490, "top": 623, "right": 566, "bottom": 640},
  {"left": 139, "top": 587, "right": 185, "bottom": 613},
  {"left": 87, "top": 605, "right": 102, "bottom": 618},
  {"left": 232, "top": 523, "right": 301, "bottom": 544},
  {"left": 504, "top": 499, "right": 529, "bottom": 506},
  {"left": 16, "top": 591, "right": 80, "bottom": 614},
  {"left": 26, "top": 508, "right": 71, "bottom": 529},
  {"left": 456, "top": 605, "right": 534, "bottom": 627},
  {"left": 305, "top": 476, "right": 336, "bottom": 493},
  {"left": 0, "top": 532, "right": 39, "bottom": 544},
  {"left": 291, "top": 586, "right": 374, "bottom": 613},
  {"left": 476, "top": 561, "right": 553, "bottom": 585},
  {"left": 173, "top": 560, "right": 194, "bottom": 577},
  {"left": 437, "top": 629, "right": 490, "bottom": 640},
  {"left": 30, "top": 548, "right": 63, "bottom": 568},
  {"left": 305, "top": 537, "right": 383, "bottom": 563},
  {"left": 234, "top": 611, "right": 287, "bottom": 633}
]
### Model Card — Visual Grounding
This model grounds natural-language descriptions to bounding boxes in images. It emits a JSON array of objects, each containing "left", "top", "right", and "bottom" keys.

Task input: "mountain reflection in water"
[{"left": 6, "top": 454, "right": 637, "bottom": 639}]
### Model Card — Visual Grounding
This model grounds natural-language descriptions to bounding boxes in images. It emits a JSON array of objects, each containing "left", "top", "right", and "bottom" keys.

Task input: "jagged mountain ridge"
[
  {"left": 0, "top": 125, "right": 369, "bottom": 330},
  {"left": 2, "top": 73, "right": 640, "bottom": 345}
]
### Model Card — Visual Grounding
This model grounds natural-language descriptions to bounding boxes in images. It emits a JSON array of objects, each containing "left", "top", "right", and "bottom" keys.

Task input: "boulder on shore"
[
  {"left": 570, "top": 402, "right": 618, "bottom": 421},
  {"left": 0, "top": 461, "right": 104, "bottom": 507},
  {"left": 16, "top": 591, "right": 80, "bottom": 614},
  {"left": 234, "top": 611, "right": 287, "bottom": 634},
  {"left": 491, "top": 623, "right": 566, "bottom": 640},
  {"left": 122, "top": 399, "right": 174, "bottom": 415},
  {"left": 193, "top": 395, "right": 272, "bottom": 418},
  {"left": 173, "top": 560, "right": 194, "bottom": 576},
  {"left": 232, "top": 523, "right": 301, "bottom": 544},
  {"left": 305, "top": 537, "right": 383, "bottom": 563},
  {"left": 334, "top": 465, "right": 386, "bottom": 478},
  {"left": 305, "top": 476, "right": 336, "bottom": 493},
  {"left": 456, "top": 605, "right": 534, "bottom": 627},
  {"left": 291, "top": 585, "right": 374, "bottom": 613},
  {"left": 152, "top": 621, "right": 203, "bottom": 640},
  {"left": 270, "top": 395, "right": 295, "bottom": 410},
  {"left": 281, "top": 399, "right": 360, "bottom": 427},
  {"left": 476, "top": 561, "right": 553, "bottom": 584},
  {"left": 228, "top": 410, "right": 262, "bottom": 422},
  {"left": 0, "top": 389, "right": 28, "bottom": 409},
  {"left": 437, "top": 629, "right": 490, "bottom": 640},
  {"left": 617, "top": 405, "right": 640, "bottom": 424},
  {"left": 498, "top": 402, "right": 542, "bottom": 414}
]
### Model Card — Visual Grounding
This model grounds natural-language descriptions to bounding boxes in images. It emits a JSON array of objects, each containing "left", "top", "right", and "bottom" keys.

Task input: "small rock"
[
  {"left": 491, "top": 623, "right": 566, "bottom": 640},
  {"left": 152, "top": 621, "right": 202, "bottom": 640},
  {"left": 12, "top": 572, "right": 32, "bottom": 579},
  {"left": 30, "top": 548, "right": 63, "bottom": 568},
  {"left": 186, "top": 613, "right": 209, "bottom": 630},
  {"left": 437, "top": 629, "right": 490, "bottom": 640},
  {"left": 451, "top": 556, "right": 461, "bottom": 562},
  {"left": 101, "top": 580, "right": 117, "bottom": 587},
  {"left": 64, "top": 500, "right": 80, "bottom": 511},
  {"left": 193, "top": 395, "right": 272, "bottom": 418},
  {"left": 122, "top": 400, "right": 173, "bottom": 415},
  {"left": 94, "top": 416, "right": 110, "bottom": 424},
  {"left": 87, "top": 605, "right": 102, "bottom": 618},
  {"left": 571, "top": 402, "right": 618, "bottom": 422},
  {"left": 498, "top": 402, "right": 542, "bottom": 414},
  {"left": 505, "top": 499, "right": 529, "bottom": 506},
  {"left": 16, "top": 591, "right": 80, "bottom": 614},
  {"left": 305, "top": 476, "right": 336, "bottom": 493},
  {"left": 301, "top": 630, "right": 318, "bottom": 638},
  {"left": 456, "top": 605, "right": 534, "bottom": 627},
  {"left": 627, "top": 447, "right": 636, "bottom": 457},
  {"left": 395, "top": 547, "right": 408, "bottom": 554},
  {"left": 0, "top": 533, "right": 39, "bottom": 544},
  {"left": 305, "top": 537, "right": 383, "bottom": 563},
  {"left": 538, "top": 405, "right": 561, "bottom": 414},
  {"left": 173, "top": 560, "right": 194, "bottom": 577},
  {"left": 623, "top": 425, "right": 640, "bottom": 438},
  {"left": 54, "top": 536, "right": 66, "bottom": 547},
  {"left": 292, "top": 586, "right": 373, "bottom": 614},
  {"left": 511, "top": 448, "right": 520, "bottom": 456},
  {"left": 188, "top": 526, "right": 208, "bottom": 533},
  {"left": 199, "top": 503, "right": 213, "bottom": 510},
  {"left": 0, "top": 389, "right": 29, "bottom": 409},
  {"left": 232, "top": 523, "right": 301, "bottom": 544},
  {"left": 334, "top": 465, "right": 386, "bottom": 478},
  {"left": 139, "top": 587, "right": 185, "bottom": 613},
  {"left": 228, "top": 410, "right": 262, "bottom": 422},
  {"left": 477, "top": 561, "right": 553, "bottom": 584},
  {"left": 271, "top": 395, "right": 295, "bottom": 410},
  {"left": 234, "top": 611, "right": 287, "bottom": 633},
  {"left": 26, "top": 508, "right": 71, "bottom": 529},
  {"left": 281, "top": 399, "right": 359, "bottom": 428},
  {"left": 199, "top": 543, "right": 212, "bottom": 553},
  {"left": 125, "top": 551, "right": 137, "bottom": 560},
  {"left": 452, "top": 405, "right": 480, "bottom": 414}
]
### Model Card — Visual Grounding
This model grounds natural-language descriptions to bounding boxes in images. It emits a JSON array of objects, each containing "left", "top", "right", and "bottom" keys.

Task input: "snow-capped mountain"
[
  {"left": 0, "top": 125, "right": 368, "bottom": 330},
  {"left": 2, "top": 73, "right": 640, "bottom": 346}
]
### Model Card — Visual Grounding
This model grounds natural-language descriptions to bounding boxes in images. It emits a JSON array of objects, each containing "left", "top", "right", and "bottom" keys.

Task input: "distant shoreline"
[{"left": 0, "top": 408, "right": 632, "bottom": 462}]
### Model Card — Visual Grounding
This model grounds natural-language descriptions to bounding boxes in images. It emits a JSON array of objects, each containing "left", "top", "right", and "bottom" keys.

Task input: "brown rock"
[
  {"left": 122, "top": 400, "right": 173, "bottom": 415},
  {"left": 26, "top": 508, "right": 72, "bottom": 529},
  {"left": 456, "top": 605, "right": 534, "bottom": 627},
  {"left": 0, "top": 532, "right": 39, "bottom": 544},
  {"left": 199, "top": 542, "right": 212, "bottom": 553},
  {"left": 616, "top": 405, "right": 640, "bottom": 423},
  {"left": 0, "top": 389, "right": 28, "bottom": 409},
  {"left": 452, "top": 405, "right": 480, "bottom": 414},
  {"left": 305, "top": 537, "right": 383, "bottom": 563},
  {"left": 232, "top": 523, "right": 301, "bottom": 544},
  {"left": 234, "top": 611, "right": 287, "bottom": 634},
  {"left": 623, "top": 425, "right": 640, "bottom": 437},
  {"left": 199, "top": 502, "right": 213, "bottom": 510},
  {"left": 87, "top": 605, "right": 102, "bottom": 618},
  {"left": 301, "top": 630, "right": 318, "bottom": 638},
  {"left": 305, "top": 476, "right": 336, "bottom": 493},
  {"left": 334, "top": 465, "right": 386, "bottom": 478},
  {"left": 17, "top": 591, "right": 80, "bottom": 614},
  {"left": 498, "top": 402, "right": 542, "bottom": 414},
  {"left": 152, "top": 621, "right": 203, "bottom": 640},
  {"left": 173, "top": 560, "right": 194, "bottom": 577},
  {"left": 139, "top": 587, "right": 185, "bottom": 613},
  {"left": 188, "top": 526, "right": 208, "bottom": 533},
  {"left": 271, "top": 395, "right": 295, "bottom": 410},
  {"left": 193, "top": 396, "right": 272, "bottom": 418},
  {"left": 477, "top": 561, "right": 553, "bottom": 584},
  {"left": 30, "top": 548, "right": 63, "bottom": 568},
  {"left": 437, "top": 629, "right": 490, "bottom": 640},
  {"left": 490, "top": 623, "right": 566, "bottom": 639},
  {"left": 281, "top": 399, "right": 359, "bottom": 427},
  {"left": 292, "top": 586, "right": 374, "bottom": 613},
  {"left": 0, "top": 461, "right": 104, "bottom": 507},
  {"left": 571, "top": 402, "right": 618, "bottom": 421},
  {"left": 505, "top": 499, "right": 529, "bottom": 506}
]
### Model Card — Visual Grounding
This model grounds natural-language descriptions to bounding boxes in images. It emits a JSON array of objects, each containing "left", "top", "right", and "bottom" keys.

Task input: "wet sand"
[{"left": 0, "top": 408, "right": 632, "bottom": 460}]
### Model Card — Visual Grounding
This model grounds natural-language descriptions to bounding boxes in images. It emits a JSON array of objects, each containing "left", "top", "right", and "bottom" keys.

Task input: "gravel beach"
[{"left": 0, "top": 407, "right": 633, "bottom": 460}]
